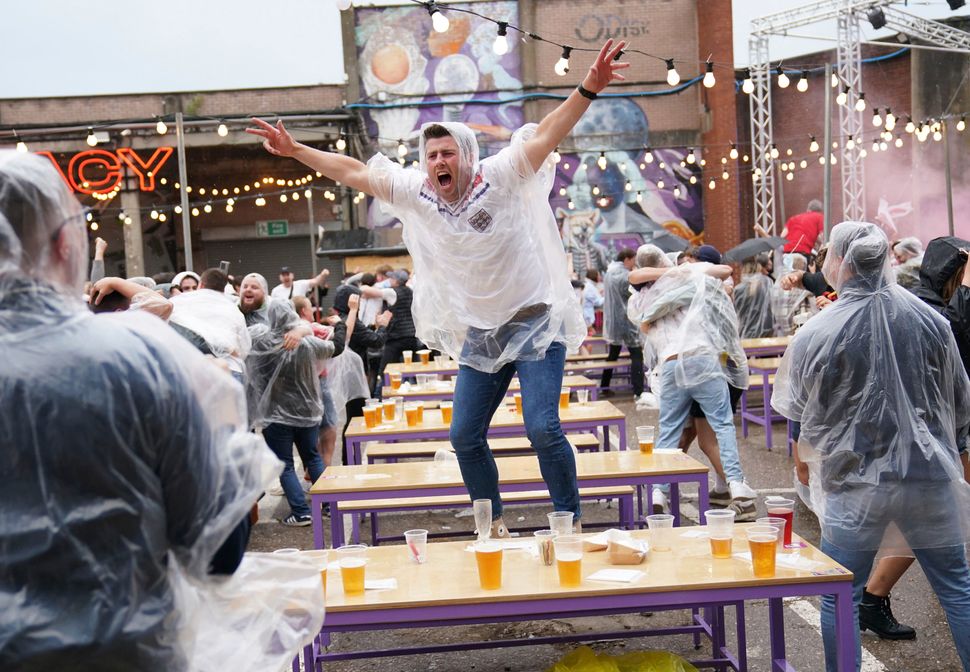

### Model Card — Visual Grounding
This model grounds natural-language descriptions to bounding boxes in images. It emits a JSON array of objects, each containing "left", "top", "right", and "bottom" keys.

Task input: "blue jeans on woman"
[
  {"left": 449, "top": 341, "right": 581, "bottom": 521},
  {"left": 819, "top": 537, "right": 970, "bottom": 671},
  {"left": 262, "top": 422, "right": 324, "bottom": 519}
]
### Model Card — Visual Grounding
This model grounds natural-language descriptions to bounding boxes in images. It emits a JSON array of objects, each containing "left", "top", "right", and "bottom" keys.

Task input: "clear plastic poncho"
[
  {"left": 772, "top": 221, "right": 970, "bottom": 553},
  {"left": 733, "top": 271, "right": 775, "bottom": 338},
  {"left": 770, "top": 276, "right": 817, "bottom": 336},
  {"left": 602, "top": 260, "right": 639, "bottom": 347},
  {"left": 246, "top": 299, "right": 335, "bottom": 428},
  {"left": 627, "top": 250, "right": 748, "bottom": 391},
  {"left": 0, "top": 151, "right": 324, "bottom": 671},
  {"left": 169, "top": 287, "right": 251, "bottom": 374},
  {"left": 368, "top": 121, "right": 585, "bottom": 373}
]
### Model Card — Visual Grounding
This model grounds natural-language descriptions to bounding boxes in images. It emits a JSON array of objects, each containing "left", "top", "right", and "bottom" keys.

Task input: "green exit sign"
[{"left": 256, "top": 219, "right": 289, "bottom": 237}]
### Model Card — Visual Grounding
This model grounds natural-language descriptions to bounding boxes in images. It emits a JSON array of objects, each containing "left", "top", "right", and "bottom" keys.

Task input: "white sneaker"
[
  {"left": 635, "top": 392, "right": 659, "bottom": 410},
  {"left": 651, "top": 487, "right": 668, "bottom": 514},
  {"left": 728, "top": 480, "right": 757, "bottom": 521}
]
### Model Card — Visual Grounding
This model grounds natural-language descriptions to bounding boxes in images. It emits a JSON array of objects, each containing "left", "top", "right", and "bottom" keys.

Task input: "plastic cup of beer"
[
  {"left": 513, "top": 393, "right": 523, "bottom": 414},
  {"left": 747, "top": 525, "right": 780, "bottom": 578},
  {"left": 765, "top": 497, "right": 795, "bottom": 547},
  {"left": 636, "top": 425, "right": 655, "bottom": 455},
  {"left": 758, "top": 517, "right": 788, "bottom": 551},
  {"left": 559, "top": 387, "right": 570, "bottom": 409},
  {"left": 404, "top": 529, "right": 428, "bottom": 564},
  {"left": 302, "top": 549, "right": 329, "bottom": 595},
  {"left": 547, "top": 511, "right": 575, "bottom": 536},
  {"left": 440, "top": 401, "right": 453, "bottom": 425},
  {"left": 705, "top": 509, "right": 736, "bottom": 559},
  {"left": 415, "top": 402, "right": 425, "bottom": 424},
  {"left": 402, "top": 350, "right": 413, "bottom": 365},
  {"left": 336, "top": 544, "right": 367, "bottom": 595},
  {"left": 418, "top": 349, "right": 431, "bottom": 365},
  {"left": 389, "top": 372, "right": 402, "bottom": 391},
  {"left": 404, "top": 403, "right": 420, "bottom": 427},
  {"left": 553, "top": 536, "right": 583, "bottom": 587},
  {"left": 363, "top": 402, "right": 380, "bottom": 429},
  {"left": 474, "top": 541, "right": 503, "bottom": 590},
  {"left": 381, "top": 399, "right": 396, "bottom": 423},
  {"left": 646, "top": 513, "right": 674, "bottom": 551},
  {"left": 535, "top": 529, "right": 558, "bottom": 566},
  {"left": 576, "top": 388, "right": 590, "bottom": 405}
]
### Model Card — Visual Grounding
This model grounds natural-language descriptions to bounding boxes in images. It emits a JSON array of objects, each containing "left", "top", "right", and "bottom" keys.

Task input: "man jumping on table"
[{"left": 249, "top": 39, "right": 629, "bottom": 536}]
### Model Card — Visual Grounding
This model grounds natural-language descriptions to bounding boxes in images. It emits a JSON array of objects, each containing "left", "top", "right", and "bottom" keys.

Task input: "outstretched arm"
[
  {"left": 246, "top": 119, "right": 373, "bottom": 195},
  {"left": 523, "top": 40, "right": 629, "bottom": 173}
]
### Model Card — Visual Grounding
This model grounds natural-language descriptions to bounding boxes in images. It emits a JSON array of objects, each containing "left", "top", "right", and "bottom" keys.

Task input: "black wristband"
[{"left": 577, "top": 84, "right": 597, "bottom": 100}]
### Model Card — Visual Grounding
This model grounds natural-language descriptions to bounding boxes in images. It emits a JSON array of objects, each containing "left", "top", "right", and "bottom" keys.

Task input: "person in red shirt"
[{"left": 782, "top": 199, "right": 824, "bottom": 259}]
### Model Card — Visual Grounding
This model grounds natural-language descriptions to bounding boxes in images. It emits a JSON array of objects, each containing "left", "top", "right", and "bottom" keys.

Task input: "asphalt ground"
[{"left": 251, "top": 393, "right": 965, "bottom": 672}]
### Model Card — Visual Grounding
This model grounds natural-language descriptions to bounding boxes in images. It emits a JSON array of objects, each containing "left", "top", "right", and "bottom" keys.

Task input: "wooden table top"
[
  {"left": 310, "top": 450, "right": 708, "bottom": 495},
  {"left": 346, "top": 400, "right": 624, "bottom": 438},
  {"left": 382, "top": 375, "right": 596, "bottom": 399},
  {"left": 747, "top": 357, "right": 783, "bottom": 370},
  {"left": 303, "top": 527, "right": 849, "bottom": 612},
  {"left": 741, "top": 336, "right": 791, "bottom": 351}
]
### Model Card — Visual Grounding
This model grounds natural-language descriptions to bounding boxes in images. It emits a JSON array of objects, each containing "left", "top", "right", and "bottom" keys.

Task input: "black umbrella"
[
  {"left": 640, "top": 230, "right": 689, "bottom": 253},
  {"left": 722, "top": 236, "right": 787, "bottom": 263}
]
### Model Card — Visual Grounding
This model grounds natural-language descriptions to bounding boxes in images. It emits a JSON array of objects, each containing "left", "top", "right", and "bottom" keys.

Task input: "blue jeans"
[
  {"left": 656, "top": 356, "right": 743, "bottom": 482},
  {"left": 263, "top": 422, "right": 324, "bottom": 518},
  {"left": 820, "top": 538, "right": 970, "bottom": 672},
  {"left": 450, "top": 341, "right": 581, "bottom": 521}
]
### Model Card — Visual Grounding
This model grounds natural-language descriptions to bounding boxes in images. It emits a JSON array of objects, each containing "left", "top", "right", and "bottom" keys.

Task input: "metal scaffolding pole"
[{"left": 837, "top": 5, "right": 866, "bottom": 221}]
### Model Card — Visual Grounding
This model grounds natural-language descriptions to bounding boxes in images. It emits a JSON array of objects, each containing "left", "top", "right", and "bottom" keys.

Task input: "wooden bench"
[
  {"left": 341, "top": 485, "right": 637, "bottom": 545},
  {"left": 365, "top": 434, "right": 602, "bottom": 463}
]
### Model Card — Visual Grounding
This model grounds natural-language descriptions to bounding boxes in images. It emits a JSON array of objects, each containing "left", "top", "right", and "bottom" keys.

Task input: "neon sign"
[{"left": 38, "top": 147, "right": 174, "bottom": 195}]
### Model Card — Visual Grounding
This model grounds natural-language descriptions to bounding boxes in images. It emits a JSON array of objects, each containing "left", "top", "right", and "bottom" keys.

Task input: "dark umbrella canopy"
[
  {"left": 722, "top": 236, "right": 787, "bottom": 263},
  {"left": 639, "top": 230, "right": 689, "bottom": 253}
]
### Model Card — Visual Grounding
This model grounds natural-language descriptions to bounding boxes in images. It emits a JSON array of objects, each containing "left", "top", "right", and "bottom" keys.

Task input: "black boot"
[{"left": 859, "top": 591, "right": 916, "bottom": 640}]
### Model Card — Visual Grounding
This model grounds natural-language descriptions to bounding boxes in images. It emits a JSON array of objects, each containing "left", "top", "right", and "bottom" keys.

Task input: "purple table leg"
[
  {"left": 330, "top": 501, "right": 346, "bottom": 547},
  {"left": 740, "top": 391, "right": 750, "bottom": 438},
  {"left": 834, "top": 584, "right": 856, "bottom": 672},
  {"left": 311, "top": 495, "right": 325, "bottom": 549},
  {"left": 735, "top": 601, "right": 748, "bottom": 671},
  {"left": 768, "top": 596, "right": 787, "bottom": 671},
  {"left": 762, "top": 370, "right": 773, "bottom": 451},
  {"left": 616, "top": 420, "right": 626, "bottom": 452}
]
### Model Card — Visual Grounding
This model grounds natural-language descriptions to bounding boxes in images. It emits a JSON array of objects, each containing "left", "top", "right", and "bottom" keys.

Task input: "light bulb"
[
  {"left": 493, "top": 22, "right": 509, "bottom": 56},
  {"left": 430, "top": 7, "right": 449, "bottom": 33},
  {"left": 777, "top": 68, "right": 790, "bottom": 89},
  {"left": 15, "top": 140, "right": 28, "bottom": 152},
  {"left": 217, "top": 123, "right": 228, "bottom": 137},
  {"left": 872, "top": 109, "right": 882, "bottom": 127},
  {"left": 742, "top": 74, "right": 754, "bottom": 95},
  {"left": 885, "top": 109, "right": 896, "bottom": 130},
  {"left": 255, "top": 197, "right": 266, "bottom": 206},
  {"left": 855, "top": 93, "right": 866, "bottom": 112},
  {"left": 203, "top": 203, "right": 212, "bottom": 213},
  {"left": 708, "top": 179, "right": 716, "bottom": 190},
  {"left": 567, "top": 200, "right": 574, "bottom": 209},
  {"left": 786, "top": 172, "right": 794, "bottom": 181},
  {"left": 86, "top": 129, "right": 97, "bottom": 146},
  {"left": 657, "top": 179, "right": 665, "bottom": 189},
  {"left": 905, "top": 118, "right": 915, "bottom": 134},
  {"left": 397, "top": 140, "right": 407, "bottom": 157},
  {"left": 158, "top": 213, "right": 167, "bottom": 222},
  {"left": 305, "top": 189, "right": 312, "bottom": 198},
  {"left": 156, "top": 119, "right": 167, "bottom": 135},
  {"left": 624, "top": 181, "right": 632, "bottom": 192},
  {"left": 686, "top": 149, "right": 696, "bottom": 164},
  {"left": 555, "top": 47, "right": 571, "bottom": 76},
  {"left": 722, "top": 170, "right": 729, "bottom": 180},
  {"left": 836, "top": 87, "right": 848, "bottom": 106},
  {"left": 336, "top": 137, "right": 347, "bottom": 151},
  {"left": 895, "top": 136, "right": 903, "bottom": 148},
  {"left": 335, "top": 0, "right": 352, "bottom": 9},
  {"left": 591, "top": 185, "right": 600, "bottom": 195},
  {"left": 846, "top": 136, "right": 855, "bottom": 149},
  {"left": 703, "top": 61, "right": 715, "bottom": 88},
  {"left": 796, "top": 72, "right": 808, "bottom": 92},
  {"left": 830, "top": 155, "right": 837, "bottom": 165},
  {"left": 597, "top": 152, "right": 607, "bottom": 170},
  {"left": 800, "top": 160, "right": 807, "bottom": 168},
  {"left": 292, "top": 192, "right": 300, "bottom": 200},
  {"left": 636, "top": 191, "right": 643, "bottom": 204},
  {"left": 819, "top": 156, "right": 826, "bottom": 165},
  {"left": 859, "top": 149, "right": 867, "bottom": 158},
  {"left": 674, "top": 186, "right": 682, "bottom": 197},
  {"left": 934, "top": 130, "right": 943, "bottom": 142},
  {"left": 150, "top": 209, "right": 159, "bottom": 220},
  {"left": 558, "top": 187, "right": 566, "bottom": 196},
  {"left": 770, "top": 144, "right": 779, "bottom": 159},
  {"left": 280, "top": 193, "right": 288, "bottom": 203},
  {"left": 729, "top": 144, "right": 738, "bottom": 160},
  {"left": 873, "top": 140, "right": 881, "bottom": 152},
  {"left": 174, "top": 205, "right": 182, "bottom": 214},
  {"left": 226, "top": 204, "right": 234, "bottom": 213},
  {"left": 644, "top": 149, "right": 654, "bottom": 163},
  {"left": 552, "top": 148, "right": 561, "bottom": 163},
  {"left": 665, "top": 59, "right": 680, "bottom": 86},
  {"left": 958, "top": 116, "right": 967, "bottom": 132},
  {"left": 191, "top": 207, "right": 200, "bottom": 217},
  {"left": 90, "top": 222, "right": 98, "bottom": 231},
  {"left": 831, "top": 72, "right": 839, "bottom": 88},
  {"left": 689, "top": 175, "right": 697, "bottom": 185}
]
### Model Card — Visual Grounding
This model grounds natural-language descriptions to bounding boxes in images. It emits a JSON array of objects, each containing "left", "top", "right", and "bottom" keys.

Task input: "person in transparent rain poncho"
[
  {"left": 600, "top": 248, "right": 645, "bottom": 400},
  {"left": 249, "top": 39, "right": 630, "bottom": 535},
  {"left": 772, "top": 222, "right": 970, "bottom": 672},
  {"left": 246, "top": 300, "right": 335, "bottom": 526},
  {"left": 770, "top": 253, "right": 817, "bottom": 336},
  {"left": 626, "top": 245, "right": 756, "bottom": 519},
  {"left": 733, "top": 254, "right": 774, "bottom": 338},
  {"left": 0, "top": 151, "right": 325, "bottom": 671},
  {"left": 892, "top": 236, "right": 923, "bottom": 292}
]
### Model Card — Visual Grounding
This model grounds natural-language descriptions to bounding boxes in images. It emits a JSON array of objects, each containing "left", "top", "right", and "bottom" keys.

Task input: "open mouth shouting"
[{"left": 436, "top": 170, "right": 453, "bottom": 189}]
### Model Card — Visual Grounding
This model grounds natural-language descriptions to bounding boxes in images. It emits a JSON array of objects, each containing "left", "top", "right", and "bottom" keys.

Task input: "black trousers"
[
  {"left": 376, "top": 336, "right": 425, "bottom": 396},
  {"left": 599, "top": 344, "right": 645, "bottom": 396}
]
